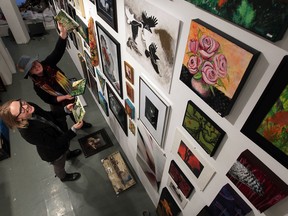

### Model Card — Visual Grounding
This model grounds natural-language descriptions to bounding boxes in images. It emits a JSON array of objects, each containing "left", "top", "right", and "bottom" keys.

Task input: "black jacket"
[{"left": 18, "top": 103, "right": 76, "bottom": 162}]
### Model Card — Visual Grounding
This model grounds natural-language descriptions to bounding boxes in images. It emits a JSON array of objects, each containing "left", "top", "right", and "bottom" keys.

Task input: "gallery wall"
[{"left": 52, "top": 0, "right": 288, "bottom": 215}]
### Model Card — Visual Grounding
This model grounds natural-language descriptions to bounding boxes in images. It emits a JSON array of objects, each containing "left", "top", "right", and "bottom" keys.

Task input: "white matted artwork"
[
  {"left": 124, "top": 0, "right": 180, "bottom": 93},
  {"left": 167, "top": 177, "right": 188, "bottom": 209},
  {"left": 139, "top": 77, "right": 170, "bottom": 147},
  {"left": 136, "top": 121, "right": 166, "bottom": 192},
  {"left": 171, "top": 128, "right": 215, "bottom": 191}
]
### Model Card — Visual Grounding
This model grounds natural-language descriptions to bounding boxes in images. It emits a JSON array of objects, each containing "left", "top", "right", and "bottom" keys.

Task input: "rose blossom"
[
  {"left": 188, "top": 39, "right": 199, "bottom": 54},
  {"left": 213, "top": 54, "right": 227, "bottom": 78},
  {"left": 187, "top": 55, "right": 202, "bottom": 74},
  {"left": 199, "top": 35, "right": 220, "bottom": 59},
  {"left": 201, "top": 61, "right": 218, "bottom": 85}
]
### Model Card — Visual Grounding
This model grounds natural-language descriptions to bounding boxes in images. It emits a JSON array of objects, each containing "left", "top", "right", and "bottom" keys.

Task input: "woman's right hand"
[
  {"left": 57, "top": 95, "right": 74, "bottom": 102},
  {"left": 73, "top": 120, "right": 83, "bottom": 130}
]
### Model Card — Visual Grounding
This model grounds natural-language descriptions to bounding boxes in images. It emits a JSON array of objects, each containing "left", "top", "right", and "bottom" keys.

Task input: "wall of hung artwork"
[{"left": 53, "top": 0, "right": 288, "bottom": 215}]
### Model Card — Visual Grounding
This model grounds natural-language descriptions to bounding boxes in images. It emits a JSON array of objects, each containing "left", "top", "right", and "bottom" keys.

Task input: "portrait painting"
[
  {"left": 136, "top": 121, "right": 166, "bottom": 192},
  {"left": 180, "top": 19, "right": 260, "bottom": 116},
  {"left": 124, "top": 61, "right": 134, "bottom": 84},
  {"left": 226, "top": 149, "right": 288, "bottom": 212},
  {"left": 78, "top": 128, "right": 113, "bottom": 157},
  {"left": 139, "top": 77, "right": 170, "bottom": 147},
  {"left": 156, "top": 187, "right": 181, "bottom": 216},
  {"left": 124, "top": 0, "right": 180, "bottom": 93},
  {"left": 97, "top": 21, "right": 123, "bottom": 98}
]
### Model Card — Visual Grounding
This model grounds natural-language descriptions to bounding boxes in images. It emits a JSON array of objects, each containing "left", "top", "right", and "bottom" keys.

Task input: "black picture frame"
[
  {"left": 95, "top": 0, "right": 118, "bottom": 32},
  {"left": 182, "top": 100, "right": 226, "bottom": 156},
  {"left": 96, "top": 21, "right": 123, "bottom": 98},
  {"left": 107, "top": 84, "right": 128, "bottom": 136},
  {"left": 241, "top": 55, "right": 288, "bottom": 169}
]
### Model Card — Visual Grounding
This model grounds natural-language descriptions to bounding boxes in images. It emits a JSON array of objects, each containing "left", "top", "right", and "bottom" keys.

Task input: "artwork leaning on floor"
[
  {"left": 241, "top": 55, "right": 288, "bottom": 169},
  {"left": 139, "top": 77, "right": 170, "bottom": 147},
  {"left": 124, "top": 0, "right": 180, "bottom": 93},
  {"left": 184, "top": 0, "right": 288, "bottom": 42},
  {"left": 180, "top": 19, "right": 260, "bottom": 117},
  {"left": 226, "top": 149, "right": 288, "bottom": 213},
  {"left": 183, "top": 100, "right": 225, "bottom": 156}
]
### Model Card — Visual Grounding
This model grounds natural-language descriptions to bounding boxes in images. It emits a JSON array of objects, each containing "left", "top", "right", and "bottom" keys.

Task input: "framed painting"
[
  {"left": 180, "top": 19, "right": 260, "bottom": 117},
  {"left": 76, "top": 15, "right": 89, "bottom": 44},
  {"left": 126, "top": 81, "right": 134, "bottom": 103},
  {"left": 185, "top": 0, "right": 288, "bottom": 42},
  {"left": 96, "top": 68, "right": 106, "bottom": 94},
  {"left": 124, "top": 61, "right": 134, "bottom": 85},
  {"left": 124, "top": 0, "right": 180, "bottom": 93},
  {"left": 95, "top": 0, "right": 118, "bottom": 32},
  {"left": 241, "top": 55, "right": 288, "bottom": 169},
  {"left": 88, "top": 72, "right": 99, "bottom": 103},
  {"left": 171, "top": 128, "right": 215, "bottom": 191},
  {"left": 209, "top": 184, "right": 252, "bottom": 215},
  {"left": 168, "top": 160, "right": 194, "bottom": 199},
  {"left": 167, "top": 177, "right": 188, "bottom": 209},
  {"left": 77, "top": 53, "right": 90, "bottom": 88},
  {"left": 136, "top": 121, "right": 166, "bottom": 192},
  {"left": 98, "top": 91, "right": 109, "bottom": 116},
  {"left": 74, "top": 0, "right": 85, "bottom": 18},
  {"left": 226, "top": 149, "right": 288, "bottom": 212},
  {"left": 67, "top": 3, "right": 76, "bottom": 21},
  {"left": 96, "top": 21, "right": 123, "bottom": 98},
  {"left": 182, "top": 100, "right": 226, "bottom": 156},
  {"left": 84, "top": 50, "right": 95, "bottom": 77},
  {"left": 125, "top": 98, "right": 135, "bottom": 119},
  {"left": 75, "top": 32, "right": 84, "bottom": 56},
  {"left": 128, "top": 119, "right": 135, "bottom": 135},
  {"left": 139, "top": 77, "right": 170, "bottom": 147},
  {"left": 156, "top": 187, "right": 181, "bottom": 216},
  {"left": 107, "top": 84, "right": 127, "bottom": 136},
  {"left": 78, "top": 128, "right": 113, "bottom": 157}
]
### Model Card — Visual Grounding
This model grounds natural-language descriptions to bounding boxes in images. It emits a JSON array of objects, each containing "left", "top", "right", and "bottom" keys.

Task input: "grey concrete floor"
[{"left": 0, "top": 30, "right": 155, "bottom": 216}]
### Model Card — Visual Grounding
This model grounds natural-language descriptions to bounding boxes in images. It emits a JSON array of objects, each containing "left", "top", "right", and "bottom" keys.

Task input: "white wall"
[{"left": 64, "top": 0, "right": 288, "bottom": 215}]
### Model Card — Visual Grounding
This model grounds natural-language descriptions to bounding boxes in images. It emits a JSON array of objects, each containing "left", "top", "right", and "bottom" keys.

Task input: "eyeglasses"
[{"left": 15, "top": 99, "right": 28, "bottom": 119}]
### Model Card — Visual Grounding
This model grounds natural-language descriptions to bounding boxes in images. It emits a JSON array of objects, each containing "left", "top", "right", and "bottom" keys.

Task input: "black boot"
[{"left": 61, "top": 172, "right": 81, "bottom": 182}]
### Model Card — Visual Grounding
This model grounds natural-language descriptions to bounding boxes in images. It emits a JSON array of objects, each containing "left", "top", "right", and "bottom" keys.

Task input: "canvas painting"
[
  {"left": 180, "top": 19, "right": 260, "bottom": 116},
  {"left": 172, "top": 128, "right": 215, "bottom": 191},
  {"left": 76, "top": 15, "right": 89, "bottom": 44},
  {"left": 156, "top": 187, "right": 181, "bottom": 216},
  {"left": 124, "top": 0, "right": 180, "bottom": 93},
  {"left": 78, "top": 128, "right": 113, "bottom": 157},
  {"left": 97, "top": 21, "right": 123, "bottom": 98},
  {"left": 96, "top": 68, "right": 106, "bottom": 94},
  {"left": 54, "top": 9, "right": 79, "bottom": 32},
  {"left": 182, "top": 100, "right": 226, "bottom": 156},
  {"left": 226, "top": 149, "right": 288, "bottom": 212},
  {"left": 185, "top": 0, "right": 288, "bottom": 42},
  {"left": 124, "top": 61, "right": 134, "bottom": 85},
  {"left": 98, "top": 91, "right": 109, "bottom": 116},
  {"left": 209, "top": 184, "right": 252, "bottom": 215},
  {"left": 167, "top": 177, "right": 188, "bottom": 209},
  {"left": 139, "top": 77, "right": 170, "bottom": 147},
  {"left": 72, "top": 96, "right": 86, "bottom": 122},
  {"left": 136, "top": 122, "right": 166, "bottom": 192}
]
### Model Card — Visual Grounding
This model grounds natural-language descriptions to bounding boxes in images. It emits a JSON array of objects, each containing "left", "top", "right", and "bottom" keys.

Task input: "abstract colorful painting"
[
  {"left": 156, "top": 187, "right": 181, "bottom": 216},
  {"left": 136, "top": 122, "right": 166, "bottom": 191},
  {"left": 185, "top": 0, "right": 288, "bottom": 42},
  {"left": 180, "top": 19, "right": 259, "bottom": 116},
  {"left": 241, "top": 55, "right": 288, "bottom": 169},
  {"left": 172, "top": 128, "right": 215, "bottom": 191},
  {"left": 183, "top": 100, "right": 225, "bottom": 156},
  {"left": 226, "top": 149, "right": 288, "bottom": 212},
  {"left": 124, "top": 0, "right": 180, "bottom": 93},
  {"left": 209, "top": 184, "right": 252, "bottom": 215}
]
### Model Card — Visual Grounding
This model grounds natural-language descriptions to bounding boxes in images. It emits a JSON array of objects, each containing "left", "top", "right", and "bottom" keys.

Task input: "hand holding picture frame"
[{"left": 241, "top": 55, "right": 288, "bottom": 169}]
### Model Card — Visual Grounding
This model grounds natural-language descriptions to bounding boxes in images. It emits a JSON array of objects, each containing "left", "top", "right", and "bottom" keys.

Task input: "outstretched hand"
[
  {"left": 57, "top": 22, "right": 68, "bottom": 39},
  {"left": 66, "top": 103, "right": 74, "bottom": 112}
]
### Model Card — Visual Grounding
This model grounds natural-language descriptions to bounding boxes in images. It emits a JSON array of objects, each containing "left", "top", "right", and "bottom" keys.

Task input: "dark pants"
[{"left": 51, "top": 150, "right": 69, "bottom": 179}]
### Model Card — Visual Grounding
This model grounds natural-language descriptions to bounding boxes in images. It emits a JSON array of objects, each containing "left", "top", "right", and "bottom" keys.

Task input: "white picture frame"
[
  {"left": 139, "top": 77, "right": 170, "bottom": 147},
  {"left": 171, "top": 128, "right": 215, "bottom": 191}
]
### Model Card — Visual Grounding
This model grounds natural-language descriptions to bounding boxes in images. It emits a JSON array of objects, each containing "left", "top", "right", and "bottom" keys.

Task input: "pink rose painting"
[{"left": 180, "top": 19, "right": 260, "bottom": 116}]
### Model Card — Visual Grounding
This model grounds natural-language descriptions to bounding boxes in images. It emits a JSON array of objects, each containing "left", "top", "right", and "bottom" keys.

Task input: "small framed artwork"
[
  {"left": 125, "top": 98, "right": 135, "bottom": 119},
  {"left": 77, "top": 53, "right": 90, "bottom": 87},
  {"left": 96, "top": 21, "right": 123, "bottom": 98},
  {"left": 95, "top": 0, "right": 118, "bottom": 32},
  {"left": 182, "top": 100, "right": 226, "bottom": 156},
  {"left": 98, "top": 91, "right": 109, "bottom": 116},
  {"left": 75, "top": 32, "right": 84, "bottom": 56},
  {"left": 128, "top": 119, "right": 135, "bottom": 135},
  {"left": 72, "top": 96, "right": 86, "bottom": 122},
  {"left": 139, "top": 77, "right": 170, "bottom": 147},
  {"left": 107, "top": 84, "right": 127, "bottom": 136},
  {"left": 226, "top": 149, "right": 288, "bottom": 213},
  {"left": 156, "top": 187, "right": 181, "bottom": 216},
  {"left": 84, "top": 50, "right": 95, "bottom": 77},
  {"left": 78, "top": 128, "right": 113, "bottom": 158},
  {"left": 96, "top": 68, "right": 106, "bottom": 94},
  {"left": 76, "top": 15, "right": 89, "bottom": 44},
  {"left": 209, "top": 184, "right": 252, "bottom": 215},
  {"left": 241, "top": 55, "right": 288, "bottom": 169},
  {"left": 74, "top": 0, "right": 85, "bottom": 18},
  {"left": 168, "top": 160, "right": 194, "bottom": 198},
  {"left": 171, "top": 128, "right": 215, "bottom": 191},
  {"left": 126, "top": 81, "right": 134, "bottom": 103},
  {"left": 167, "top": 177, "right": 188, "bottom": 209},
  {"left": 88, "top": 72, "right": 99, "bottom": 103},
  {"left": 124, "top": 61, "right": 134, "bottom": 85},
  {"left": 180, "top": 19, "right": 260, "bottom": 116}
]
